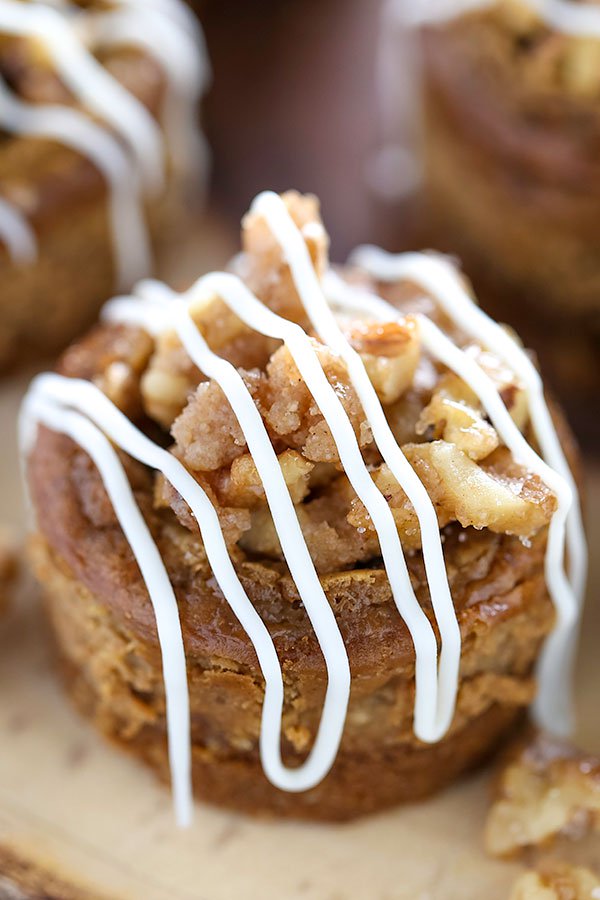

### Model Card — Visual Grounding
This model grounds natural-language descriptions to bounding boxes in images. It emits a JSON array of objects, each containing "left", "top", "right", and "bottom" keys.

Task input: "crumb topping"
[{"left": 57, "top": 191, "right": 557, "bottom": 575}]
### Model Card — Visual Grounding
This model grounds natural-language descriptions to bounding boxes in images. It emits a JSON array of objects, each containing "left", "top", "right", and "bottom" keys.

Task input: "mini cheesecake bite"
[{"left": 21, "top": 191, "right": 586, "bottom": 824}]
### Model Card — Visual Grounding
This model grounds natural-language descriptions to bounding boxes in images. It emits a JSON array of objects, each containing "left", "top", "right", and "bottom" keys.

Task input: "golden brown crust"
[{"left": 33, "top": 524, "right": 550, "bottom": 820}]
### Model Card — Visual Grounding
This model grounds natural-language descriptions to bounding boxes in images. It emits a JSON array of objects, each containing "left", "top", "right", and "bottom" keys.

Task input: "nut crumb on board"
[
  {"left": 509, "top": 862, "right": 600, "bottom": 900},
  {"left": 486, "top": 730, "right": 600, "bottom": 858}
]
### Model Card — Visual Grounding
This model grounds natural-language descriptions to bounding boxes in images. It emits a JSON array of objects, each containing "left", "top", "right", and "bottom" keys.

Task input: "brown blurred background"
[{"left": 200, "top": 0, "right": 389, "bottom": 258}]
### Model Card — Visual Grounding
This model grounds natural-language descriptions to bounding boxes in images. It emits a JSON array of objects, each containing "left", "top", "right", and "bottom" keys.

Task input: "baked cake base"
[{"left": 0, "top": 372, "right": 599, "bottom": 898}]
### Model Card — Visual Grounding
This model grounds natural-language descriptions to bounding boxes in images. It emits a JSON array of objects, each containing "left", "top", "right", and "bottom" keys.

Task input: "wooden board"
[{"left": 0, "top": 226, "right": 598, "bottom": 897}]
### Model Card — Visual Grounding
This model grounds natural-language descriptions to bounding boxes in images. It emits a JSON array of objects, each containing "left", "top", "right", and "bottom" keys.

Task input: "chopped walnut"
[
  {"left": 141, "top": 328, "right": 203, "bottom": 428},
  {"left": 509, "top": 863, "right": 600, "bottom": 900},
  {"left": 385, "top": 385, "right": 434, "bottom": 447},
  {"left": 485, "top": 731, "right": 600, "bottom": 859},
  {"left": 59, "top": 324, "right": 154, "bottom": 420},
  {"left": 416, "top": 334, "right": 531, "bottom": 461},
  {"left": 346, "top": 463, "right": 428, "bottom": 552},
  {"left": 94, "top": 328, "right": 154, "bottom": 419},
  {"left": 345, "top": 317, "right": 420, "bottom": 405},
  {"left": 417, "top": 372, "right": 500, "bottom": 461},
  {"left": 466, "top": 343, "right": 529, "bottom": 433},
  {"left": 141, "top": 296, "right": 277, "bottom": 429},
  {"left": 563, "top": 38, "right": 600, "bottom": 98},
  {"left": 211, "top": 450, "right": 314, "bottom": 508},
  {"left": 346, "top": 441, "right": 554, "bottom": 550},
  {"left": 404, "top": 443, "right": 555, "bottom": 538}
]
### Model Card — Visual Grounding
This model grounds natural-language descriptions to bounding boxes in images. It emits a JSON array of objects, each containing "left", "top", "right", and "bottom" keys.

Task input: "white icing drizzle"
[
  {"left": 22, "top": 371, "right": 347, "bottom": 822},
  {"left": 80, "top": 1, "right": 210, "bottom": 187},
  {"left": 106, "top": 274, "right": 450, "bottom": 745},
  {"left": 20, "top": 387, "right": 193, "bottom": 827},
  {"left": 0, "top": 79, "right": 150, "bottom": 289},
  {"left": 20, "top": 194, "right": 587, "bottom": 824},
  {"left": 343, "top": 249, "right": 587, "bottom": 733},
  {"left": 0, "top": 0, "right": 208, "bottom": 277},
  {"left": 130, "top": 279, "right": 353, "bottom": 794},
  {"left": 0, "top": 195, "right": 36, "bottom": 264},
  {"left": 251, "top": 192, "right": 462, "bottom": 741}
]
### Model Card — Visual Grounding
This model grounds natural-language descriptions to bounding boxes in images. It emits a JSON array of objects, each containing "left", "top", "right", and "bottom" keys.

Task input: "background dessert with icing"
[
  {"left": 0, "top": 0, "right": 208, "bottom": 369},
  {"left": 413, "top": 0, "right": 600, "bottom": 445}
]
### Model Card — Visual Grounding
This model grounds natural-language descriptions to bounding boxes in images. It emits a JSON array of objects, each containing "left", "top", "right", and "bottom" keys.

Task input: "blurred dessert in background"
[
  {"left": 417, "top": 0, "right": 600, "bottom": 445},
  {"left": 0, "top": 0, "right": 209, "bottom": 370},
  {"left": 22, "top": 189, "right": 585, "bottom": 823}
]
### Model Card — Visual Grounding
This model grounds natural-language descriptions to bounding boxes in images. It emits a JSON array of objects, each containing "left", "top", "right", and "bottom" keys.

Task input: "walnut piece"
[
  {"left": 404, "top": 443, "right": 556, "bottom": 538},
  {"left": 417, "top": 371, "right": 500, "bottom": 461},
  {"left": 345, "top": 317, "right": 420, "bottom": 405},
  {"left": 141, "top": 297, "right": 277, "bottom": 429},
  {"left": 486, "top": 731, "right": 600, "bottom": 858},
  {"left": 509, "top": 863, "right": 600, "bottom": 900},
  {"left": 213, "top": 450, "right": 314, "bottom": 508}
]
